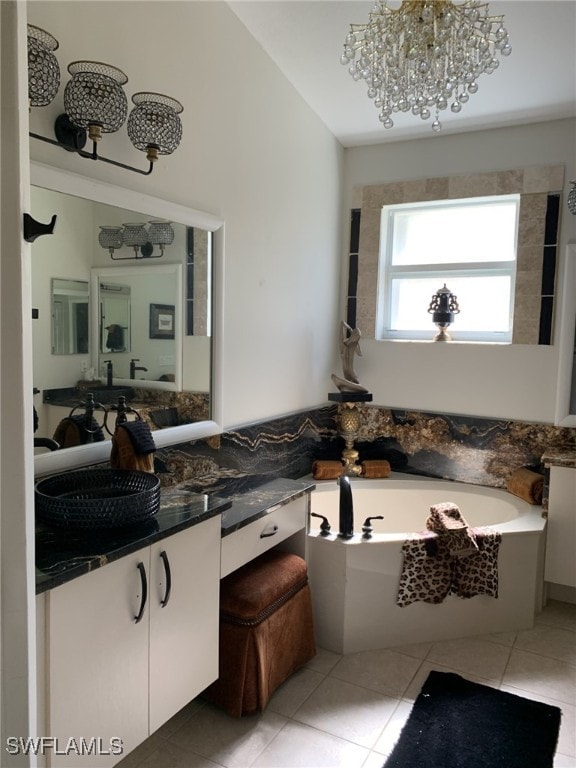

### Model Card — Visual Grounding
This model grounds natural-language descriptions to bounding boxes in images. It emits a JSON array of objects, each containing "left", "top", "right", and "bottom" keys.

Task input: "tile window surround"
[{"left": 352, "top": 165, "right": 565, "bottom": 345}]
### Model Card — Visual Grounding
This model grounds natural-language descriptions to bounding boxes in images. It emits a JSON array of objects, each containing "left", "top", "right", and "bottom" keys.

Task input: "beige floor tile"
[
  {"left": 473, "top": 630, "right": 518, "bottom": 647},
  {"left": 305, "top": 647, "right": 342, "bottom": 675},
  {"left": 329, "top": 648, "right": 421, "bottom": 698},
  {"left": 554, "top": 753, "right": 576, "bottom": 767},
  {"left": 250, "top": 720, "right": 369, "bottom": 768},
  {"left": 514, "top": 625, "right": 576, "bottom": 666},
  {"left": 426, "top": 636, "right": 511, "bottom": 681},
  {"left": 372, "top": 699, "right": 413, "bottom": 757},
  {"left": 154, "top": 697, "right": 206, "bottom": 738},
  {"left": 503, "top": 649, "right": 576, "bottom": 706},
  {"left": 292, "top": 676, "right": 399, "bottom": 749},
  {"left": 361, "top": 750, "right": 389, "bottom": 768},
  {"left": 168, "top": 704, "right": 287, "bottom": 768},
  {"left": 115, "top": 734, "right": 164, "bottom": 768},
  {"left": 538, "top": 601, "right": 576, "bottom": 632},
  {"left": 267, "top": 668, "right": 325, "bottom": 718},
  {"left": 139, "top": 741, "right": 224, "bottom": 768},
  {"left": 387, "top": 641, "right": 433, "bottom": 659}
]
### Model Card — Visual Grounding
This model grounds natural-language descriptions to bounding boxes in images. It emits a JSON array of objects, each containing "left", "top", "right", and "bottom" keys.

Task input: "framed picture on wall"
[{"left": 150, "top": 303, "right": 175, "bottom": 339}]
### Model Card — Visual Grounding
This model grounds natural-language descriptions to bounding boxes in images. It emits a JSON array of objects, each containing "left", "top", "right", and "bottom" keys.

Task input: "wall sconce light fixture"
[
  {"left": 427, "top": 283, "right": 460, "bottom": 341},
  {"left": 27, "top": 25, "right": 183, "bottom": 176},
  {"left": 98, "top": 221, "right": 174, "bottom": 260}
]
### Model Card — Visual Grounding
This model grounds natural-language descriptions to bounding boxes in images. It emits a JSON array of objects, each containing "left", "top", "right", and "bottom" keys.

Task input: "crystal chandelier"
[{"left": 341, "top": 0, "right": 511, "bottom": 133}]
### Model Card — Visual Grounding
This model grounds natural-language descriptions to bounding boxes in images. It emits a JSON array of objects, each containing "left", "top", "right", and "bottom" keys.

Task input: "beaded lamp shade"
[
  {"left": 122, "top": 223, "right": 148, "bottom": 248},
  {"left": 27, "top": 25, "right": 60, "bottom": 107},
  {"left": 98, "top": 226, "right": 124, "bottom": 253},
  {"left": 147, "top": 220, "right": 174, "bottom": 246},
  {"left": 127, "top": 92, "right": 183, "bottom": 162},
  {"left": 64, "top": 61, "right": 128, "bottom": 142}
]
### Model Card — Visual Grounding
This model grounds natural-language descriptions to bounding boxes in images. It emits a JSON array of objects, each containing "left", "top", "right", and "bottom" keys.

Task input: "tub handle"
[
  {"left": 362, "top": 515, "right": 384, "bottom": 539},
  {"left": 310, "top": 512, "right": 331, "bottom": 536}
]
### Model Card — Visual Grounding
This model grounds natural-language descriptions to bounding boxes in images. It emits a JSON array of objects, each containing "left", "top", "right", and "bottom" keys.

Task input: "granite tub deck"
[{"left": 36, "top": 477, "right": 314, "bottom": 594}]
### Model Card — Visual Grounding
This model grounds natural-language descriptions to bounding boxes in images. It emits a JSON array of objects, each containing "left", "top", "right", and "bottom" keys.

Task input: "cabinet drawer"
[{"left": 221, "top": 496, "right": 307, "bottom": 577}]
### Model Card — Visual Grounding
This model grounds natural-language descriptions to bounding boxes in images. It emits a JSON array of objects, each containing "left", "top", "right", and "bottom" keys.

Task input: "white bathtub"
[{"left": 307, "top": 475, "right": 546, "bottom": 654}]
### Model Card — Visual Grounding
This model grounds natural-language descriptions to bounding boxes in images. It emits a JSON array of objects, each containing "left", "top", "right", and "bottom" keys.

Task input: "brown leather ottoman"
[{"left": 203, "top": 549, "right": 316, "bottom": 717}]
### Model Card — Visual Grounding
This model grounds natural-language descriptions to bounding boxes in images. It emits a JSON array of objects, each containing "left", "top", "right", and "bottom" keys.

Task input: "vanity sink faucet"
[
  {"left": 130, "top": 358, "right": 148, "bottom": 379},
  {"left": 103, "top": 360, "right": 113, "bottom": 387}
]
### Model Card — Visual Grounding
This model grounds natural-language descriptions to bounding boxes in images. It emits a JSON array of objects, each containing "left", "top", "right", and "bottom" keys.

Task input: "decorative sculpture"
[
  {"left": 331, "top": 321, "right": 369, "bottom": 393},
  {"left": 329, "top": 322, "right": 372, "bottom": 476}
]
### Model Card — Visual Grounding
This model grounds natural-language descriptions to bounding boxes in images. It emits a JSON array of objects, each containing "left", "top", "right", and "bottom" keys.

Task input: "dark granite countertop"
[
  {"left": 36, "top": 476, "right": 315, "bottom": 595},
  {"left": 542, "top": 447, "right": 576, "bottom": 469}
]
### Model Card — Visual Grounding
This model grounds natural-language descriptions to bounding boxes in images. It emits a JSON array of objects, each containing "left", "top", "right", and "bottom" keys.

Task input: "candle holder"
[
  {"left": 427, "top": 283, "right": 460, "bottom": 341},
  {"left": 328, "top": 391, "right": 373, "bottom": 476}
]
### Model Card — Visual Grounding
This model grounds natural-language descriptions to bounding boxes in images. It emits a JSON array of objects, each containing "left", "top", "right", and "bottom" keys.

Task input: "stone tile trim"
[{"left": 356, "top": 164, "right": 565, "bottom": 343}]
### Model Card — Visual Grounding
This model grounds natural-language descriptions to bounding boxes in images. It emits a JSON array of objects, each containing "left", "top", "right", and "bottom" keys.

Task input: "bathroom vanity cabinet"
[
  {"left": 39, "top": 516, "right": 221, "bottom": 767},
  {"left": 35, "top": 477, "right": 314, "bottom": 767},
  {"left": 221, "top": 494, "right": 308, "bottom": 577},
  {"left": 544, "top": 464, "right": 576, "bottom": 593}
]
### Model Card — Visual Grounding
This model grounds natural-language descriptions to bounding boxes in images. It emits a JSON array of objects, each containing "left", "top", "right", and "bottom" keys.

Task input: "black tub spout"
[{"left": 338, "top": 475, "right": 354, "bottom": 539}]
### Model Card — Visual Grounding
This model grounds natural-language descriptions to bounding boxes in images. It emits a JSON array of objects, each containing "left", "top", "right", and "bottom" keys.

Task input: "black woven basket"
[{"left": 35, "top": 469, "right": 160, "bottom": 530}]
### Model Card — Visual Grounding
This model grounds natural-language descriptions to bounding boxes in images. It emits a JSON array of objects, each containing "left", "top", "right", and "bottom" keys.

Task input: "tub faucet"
[
  {"left": 130, "top": 359, "right": 148, "bottom": 379},
  {"left": 338, "top": 475, "right": 354, "bottom": 539}
]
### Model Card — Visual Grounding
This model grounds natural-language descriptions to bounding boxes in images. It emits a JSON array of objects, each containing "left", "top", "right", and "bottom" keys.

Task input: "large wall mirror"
[
  {"left": 32, "top": 162, "right": 224, "bottom": 476},
  {"left": 555, "top": 244, "right": 576, "bottom": 427}
]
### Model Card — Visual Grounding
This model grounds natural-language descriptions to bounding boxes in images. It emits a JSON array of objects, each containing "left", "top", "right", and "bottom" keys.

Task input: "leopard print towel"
[{"left": 396, "top": 528, "right": 502, "bottom": 607}]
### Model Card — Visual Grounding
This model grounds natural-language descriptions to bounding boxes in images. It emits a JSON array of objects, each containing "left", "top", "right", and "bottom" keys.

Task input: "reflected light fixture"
[
  {"left": 27, "top": 25, "right": 183, "bottom": 176},
  {"left": 341, "top": 0, "right": 511, "bottom": 133},
  {"left": 98, "top": 221, "right": 174, "bottom": 260}
]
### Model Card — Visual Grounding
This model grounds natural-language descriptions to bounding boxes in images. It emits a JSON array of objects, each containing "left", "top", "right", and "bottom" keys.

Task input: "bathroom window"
[{"left": 377, "top": 195, "right": 520, "bottom": 343}]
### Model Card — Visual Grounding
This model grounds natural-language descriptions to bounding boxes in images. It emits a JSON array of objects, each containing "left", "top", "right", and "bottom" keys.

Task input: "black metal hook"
[{"left": 23, "top": 213, "right": 57, "bottom": 242}]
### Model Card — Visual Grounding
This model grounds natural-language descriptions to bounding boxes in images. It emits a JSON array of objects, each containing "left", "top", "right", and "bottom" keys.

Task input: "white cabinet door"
[
  {"left": 148, "top": 516, "right": 220, "bottom": 732},
  {"left": 47, "top": 551, "right": 149, "bottom": 768},
  {"left": 545, "top": 466, "right": 576, "bottom": 588}
]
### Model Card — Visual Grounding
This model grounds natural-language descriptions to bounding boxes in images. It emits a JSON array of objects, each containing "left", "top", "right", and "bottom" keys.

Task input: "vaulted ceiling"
[{"left": 229, "top": 1, "right": 576, "bottom": 147}]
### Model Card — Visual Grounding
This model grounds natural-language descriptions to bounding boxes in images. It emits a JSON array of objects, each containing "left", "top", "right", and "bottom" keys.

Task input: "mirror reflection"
[
  {"left": 100, "top": 282, "right": 131, "bottom": 354},
  {"left": 32, "top": 178, "right": 214, "bottom": 454},
  {"left": 51, "top": 278, "right": 89, "bottom": 354}
]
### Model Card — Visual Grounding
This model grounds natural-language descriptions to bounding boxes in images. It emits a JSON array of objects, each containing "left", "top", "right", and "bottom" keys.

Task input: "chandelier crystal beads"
[{"left": 341, "top": 0, "right": 511, "bottom": 133}]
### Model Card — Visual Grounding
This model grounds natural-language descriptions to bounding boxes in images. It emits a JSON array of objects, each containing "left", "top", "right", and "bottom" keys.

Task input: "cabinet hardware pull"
[
  {"left": 134, "top": 562, "right": 148, "bottom": 623},
  {"left": 159, "top": 550, "right": 172, "bottom": 607},
  {"left": 260, "top": 524, "right": 279, "bottom": 539}
]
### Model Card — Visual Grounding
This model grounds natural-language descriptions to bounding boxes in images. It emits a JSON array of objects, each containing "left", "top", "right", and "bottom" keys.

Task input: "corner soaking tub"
[{"left": 307, "top": 475, "right": 546, "bottom": 654}]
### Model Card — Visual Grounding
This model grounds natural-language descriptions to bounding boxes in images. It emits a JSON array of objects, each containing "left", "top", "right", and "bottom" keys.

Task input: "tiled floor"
[{"left": 118, "top": 600, "right": 576, "bottom": 768}]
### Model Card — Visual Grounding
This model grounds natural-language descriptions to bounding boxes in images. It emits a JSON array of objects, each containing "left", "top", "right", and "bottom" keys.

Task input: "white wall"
[
  {"left": 27, "top": 1, "right": 344, "bottom": 430},
  {"left": 343, "top": 119, "right": 576, "bottom": 423}
]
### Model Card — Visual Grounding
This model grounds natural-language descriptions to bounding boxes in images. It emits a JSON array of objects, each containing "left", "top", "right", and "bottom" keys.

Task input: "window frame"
[{"left": 376, "top": 195, "right": 520, "bottom": 343}]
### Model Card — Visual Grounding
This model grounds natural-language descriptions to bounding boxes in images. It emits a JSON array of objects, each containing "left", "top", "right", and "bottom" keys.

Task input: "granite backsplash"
[{"left": 153, "top": 404, "right": 576, "bottom": 492}]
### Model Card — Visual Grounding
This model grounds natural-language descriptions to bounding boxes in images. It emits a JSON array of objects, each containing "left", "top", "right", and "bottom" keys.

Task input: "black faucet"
[
  {"left": 130, "top": 359, "right": 148, "bottom": 379},
  {"left": 103, "top": 359, "right": 113, "bottom": 387},
  {"left": 338, "top": 475, "right": 354, "bottom": 539}
]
